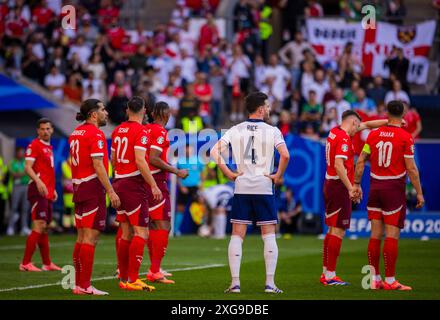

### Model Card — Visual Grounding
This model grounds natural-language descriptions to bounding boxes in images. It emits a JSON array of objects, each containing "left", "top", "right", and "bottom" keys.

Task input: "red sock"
[
  {"left": 147, "top": 237, "right": 153, "bottom": 270},
  {"left": 22, "top": 231, "right": 41, "bottom": 265},
  {"left": 368, "top": 238, "right": 381, "bottom": 277},
  {"left": 79, "top": 243, "right": 95, "bottom": 289},
  {"left": 115, "top": 227, "right": 122, "bottom": 253},
  {"left": 149, "top": 229, "right": 169, "bottom": 274},
  {"left": 323, "top": 233, "right": 330, "bottom": 270},
  {"left": 117, "top": 239, "right": 131, "bottom": 282},
  {"left": 128, "top": 236, "right": 146, "bottom": 282},
  {"left": 38, "top": 233, "right": 51, "bottom": 265},
  {"left": 383, "top": 237, "right": 398, "bottom": 278},
  {"left": 73, "top": 242, "right": 82, "bottom": 287},
  {"left": 327, "top": 234, "right": 342, "bottom": 273}
]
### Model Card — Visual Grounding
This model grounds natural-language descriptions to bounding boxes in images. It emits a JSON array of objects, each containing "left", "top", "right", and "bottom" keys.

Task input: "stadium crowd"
[{"left": 0, "top": 0, "right": 425, "bottom": 236}]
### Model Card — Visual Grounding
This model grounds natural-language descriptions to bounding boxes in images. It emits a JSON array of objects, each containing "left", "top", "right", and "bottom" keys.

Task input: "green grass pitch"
[{"left": 0, "top": 234, "right": 439, "bottom": 300}]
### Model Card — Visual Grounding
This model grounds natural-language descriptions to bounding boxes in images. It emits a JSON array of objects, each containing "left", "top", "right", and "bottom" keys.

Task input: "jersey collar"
[
  {"left": 246, "top": 119, "right": 265, "bottom": 123},
  {"left": 38, "top": 139, "right": 51, "bottom": 146}
]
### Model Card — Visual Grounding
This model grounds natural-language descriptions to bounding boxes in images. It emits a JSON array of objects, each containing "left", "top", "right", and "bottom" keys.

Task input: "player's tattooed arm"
[
  {"left": 149, "top": 148, "right": 188, "bottom": 179},
  {"left": 92, "top": 156, "right": 120, "bottom": 209},
  {"left": 210, "top": 140, "right": 242, "bottom": 181},
  {"left": 405, "top": 158, "right": 425, "bottom": 208},
  {"left": 357, "top": 119, "right": 388, "bottom": 132},
  {"left": 24, "top": 159, "right": 48, "bottom": 197},
  {"left": 353, "top": 151, "right": 370, "bottom": 202}
]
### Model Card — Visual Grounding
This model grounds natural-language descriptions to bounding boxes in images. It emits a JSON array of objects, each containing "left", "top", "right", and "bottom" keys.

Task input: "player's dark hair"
[
  {"left": 148, "top": 101, "right": 170, "bottom": 123},
  {"left": 76, "top": 99, "right": 101, "bottom": 122},
  {"left": 127, "top": 96, "right": 146, "bottom": 113},
  {"left": 387, "top": 100, "right": 404, "bottom": 117},
  {"left": 36, "top": 118, "right": 53, "bottom": 128},
  {"left": 245, "top": 91, "right": 268, "bottom": 114},
  {"left": 341, "top": 110, "right": 361, "bottom": 121}
]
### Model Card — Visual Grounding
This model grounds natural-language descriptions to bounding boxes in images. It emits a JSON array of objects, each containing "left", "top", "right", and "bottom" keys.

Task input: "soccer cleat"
[
  {"left": 383, "top": 280, "right": 412, "bottom": 291},
  {"left": 72, "top": 286, "right": 82, "bottom": 295},
  {"left": 320, "top": 273, "right": 327, "bottom": 285},
  {"left": 264, "top": 285, "right": 283, "bottom": 294},
  {"left": 19, "top": 263, "right": 42, "bottom": 272},
  {"left": 42, "top": 262, "right": 62, "bottom": 271},
  {"left": 160, "top": 268, "right": 173, "bottom": 277},
  {"left": 78, "top": 286, "right": 109, "bottom": 295},
  {"left": 224, "top": 285, "right": 241, "bottom": 293},
  {"left": 146, "top": 271, "right": 175, "bottom": 284},
  {"left": 126, "top": 279, "right": 156, "bottom": 292},
  {"left": 371, "top": 279, "right": 385, "bottom": 290},
  {"left": 325, "top": 276, "right": 350, "bottom": 286},
  {"left": 118, "top": 281, "right": 127, "bottom": 290}
]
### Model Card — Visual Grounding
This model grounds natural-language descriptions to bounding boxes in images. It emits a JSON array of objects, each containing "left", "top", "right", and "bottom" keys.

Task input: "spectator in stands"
[
  {"left": 63, "top": 73, "right": 83, "bottom": 104},
  {"left": 384, "top": 79, "right": 410, "bottom": 105},
  {"left": 300, "top": 89, "right": 323, "bottom": 133},
  {"left": 107, "top": 86, "right": 129, "bottom": 124},
  {"left": 171, "top": 0, "right": 191, "bottom": 28},
  {"left": 300, "top": 61, "right": 315, "bottom": 101},
  {"left": 47, "top": 46, "right": 67, "bottom": 75},
  {"left": 6, "top": 147, "right": 30, "bottom": 236},
  {"left": 279, "top": 31, "right": 314, "bottom": 90},
  {"left": 209, "top": 64, "right": 225, "bottom": 128},
  {"left": 263, "top": 54, "right": 291, "bottom": 112},
  {"left": 367, "top": 75, "right": 387, "bottom": 105},
  {"left": 178, "top": 83, "right": 200, "bottom": 122},
  {"left": 44, "top": 64, "right": 65, "bottom": 99},
  {"left": 325, "top": 87, "right": 351, "bottom": 124},
  {"left": 337, "top": 41, "right": 362, "bottom": 88},
  {"left": 403, "top": 102, "right": 423, "bottom": 139},
  {"left": 87, "top": 53, "right": 106, "bottom": 80},
  {"left": 83, "top": 70, "right": 105, "bottom": 101},
  {"left": 78, "top": 14, "right": 99, "bottom": 47},
  {"left": 278, "top": 110, "right": 294, "bottom": 137},
  {"left": 68, "top": 35, "right": 92, "bottom": 66},
  {"left": 321, "top": 106, "right": 338, "bottom": 136},
  {"left": 179, "top": 18, "right": 197, "bottom": 56},
  {"left": 179, "top": 48, "right": 197, "bottom": 84},
  {"left": 21, "top": 44, "right": 45, "bottom": 83},
  {"left": 305, "top": 68, "right": 329, "bottom": 105},
  {"left": 226, "top": 45, "right": 251, "bottom": 121},
  {"left": 344, "top": 79, "right": 360, "bottom": 105},
  {"left": 386, "top": 0, "right": 406, "bottom": 25},
  {"left": 32, "top": 0, "right": 55, "bottom": 33},
  {"left": 233, "top": 0, "right": 254, "bottom": 33},
  {"left": 157, "top": 85, "right": 180, "bottom": 129},
  {"left": 108, "top": 70, "right": 132, "bottom": 100},
  {"left": 385, "top": 46, "right": 409, "bottom": 92},
  {"left": 194, "top": 71, "right": 213, "bottom": 126},
  {"left": 198, "top": 12, "right": 219, "bottom": 54},
  {"left": 197, "top": 44, "right": 221, "bottom": 74},
  {"left": 283, "top": 90, "right": 301, "bottom": 128},
  {"left": 352, "top": 88, "right": 376, "bottom": 115},
  {"left": 340, "top": 0, "right": 363, "bottom": 20},
  {"left": 304, "top": 0, "right": 324, "bottom": 17},
  {"left": 279, "top": 187, "right": 302, "bottom": 235},
  {"left": 98, "top": 0, "right": 120, "bottom": 30}
]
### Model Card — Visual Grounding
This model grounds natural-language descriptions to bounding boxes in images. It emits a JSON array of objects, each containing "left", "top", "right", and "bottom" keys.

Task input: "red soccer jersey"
[
  {"left": 25, "top": 139, "right": 56, "bottom": 200},
  {"left": 325, "top": 126, "right": 355, "bottom": 183},
  {"left": 363, "top": 126, "right": 415, "bottom": 180},
  {"left": 111, "top": 121, "right": 149, "bottom": 179},
  {"left": 145, "top": 123, "right": 169, "bottom": 180},
  {"left": 403, "top": 110, "right": 421, "bottom": 139},
  {"left": 68, "top": 123, "right": 109, "bottom": 183},
  {"left": 32, "top": 7, "right": 54, "bottom": 26}
]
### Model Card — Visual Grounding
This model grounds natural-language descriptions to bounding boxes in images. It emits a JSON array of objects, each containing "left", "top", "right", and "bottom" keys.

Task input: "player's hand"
[
  {"left": 352, "top": 184, "right": 363, "bottom": 203},
  {"left": 53, "top": 190, "right": 58, "bottom": 202},
  {"left": 265, "top": 173, "right": 283, "bottom": 185},
  {"left": 152, "top": 185, "right": 163, "bottom": 201},
  {"left": 109, "top": 191, "right": 121, "bottom": 209},
  {"left": 177, "top": 169, "right": 189, "bottom": 179},
  {"left": 416, "top": 194, "right": 425, "bottom": 209},
  {"left": 226, "top": 171, "right": 243, "bottom": 181},
  {"left": 36, "top": 180, "right": 48, "bottom": 197}
]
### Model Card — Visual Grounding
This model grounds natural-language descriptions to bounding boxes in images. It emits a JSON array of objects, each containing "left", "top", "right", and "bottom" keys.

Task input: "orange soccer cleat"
[
  {"left": 371, "top": 280, "right": 385, "bottom": 290},
  {"left": 320, "top": 273, "right": 327, "bottom": 285},
  {"left": 19, "top": 263, "right": 42, "bottom": 272},
  {"left": 383, "top": 280, "right": 412, "bottom": 291},
  {"left": 146, "top": 271, "right": 175, "bottom": 284}
]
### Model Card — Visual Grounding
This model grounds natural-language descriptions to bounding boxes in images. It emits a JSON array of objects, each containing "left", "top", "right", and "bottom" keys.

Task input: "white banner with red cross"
[{"left": 306, "top": 19, "right": 437, "bottom": 84}]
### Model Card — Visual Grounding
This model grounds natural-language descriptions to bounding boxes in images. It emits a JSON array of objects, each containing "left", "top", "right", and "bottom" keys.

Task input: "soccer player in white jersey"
[{"left": 211, "top": 92, "right": 290, "bottom": 294}]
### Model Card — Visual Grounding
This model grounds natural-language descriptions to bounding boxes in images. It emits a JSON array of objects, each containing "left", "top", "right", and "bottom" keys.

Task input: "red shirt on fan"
[
  {"left": 68, "top": 123, "right": 109, "bottom": 182},
  {"left": 363, "top": 125, "right": 414, "bottom": 180},
  {"left": 194, "top": 83, "right": 212, "bottom": 117},
  {"left": 111, "top": 121, "right": 150, "bottom": 179},
  {"left": 107, "top": 26, "right": 126, "bottom": 49},
  {"left": 98, "top": 6, "right": 120, "bottom": 29},
  {"left": 325, "top": 126, "right": 355, "bottom": 183},
  {"left": 145, "top": 123, "right": 169, "bottom": 180},
  {"left": 32, "top": 6, "right": 54, "bottom": 26},
  {"left": 25, "top": 139, "right": 56, "bottom": 200}
]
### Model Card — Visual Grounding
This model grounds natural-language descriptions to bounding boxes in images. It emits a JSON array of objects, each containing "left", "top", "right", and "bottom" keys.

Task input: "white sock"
[
  {"left": 385, "top": 276, "right": 395, "bottom": 284},
  {"left": 325, "top": 271, "right": 336, "bottom": 280},
  {"left": 322, "top": 266, "right": 327, "bottom": 274},
  {"left": 213, "top": 214, "right": 226, "bottom": 238},
  {"left": 373, "top": 275, "right": 382, "bottom": 281},
  {"left": 262, "top": 233, "right": 278, "bottom": 287},
  {"left": 228, "top": 235, "right": 243, "bottom": 287}
]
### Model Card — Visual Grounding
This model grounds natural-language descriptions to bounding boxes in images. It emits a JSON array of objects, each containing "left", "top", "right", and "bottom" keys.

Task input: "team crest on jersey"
[
  {"left": 157, "top": 136, "right": 165, "bottom": 145},
  {"left": 341, "top": 144, "right": 348, "bottom": 152},
  {"left": 97, "top": 140, "right": 104, "bottom": 149},
  {"left": 141, "top": 136, "right": 148, "bottom": 145},
  {"left": 26, "top": 148, "right": 32, "bottom": 156}
]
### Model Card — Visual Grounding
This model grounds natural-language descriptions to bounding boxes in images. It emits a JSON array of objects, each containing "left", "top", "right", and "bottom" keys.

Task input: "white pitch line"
[{"left": 0, "top": 264, "right": 225, "bottom": 293}]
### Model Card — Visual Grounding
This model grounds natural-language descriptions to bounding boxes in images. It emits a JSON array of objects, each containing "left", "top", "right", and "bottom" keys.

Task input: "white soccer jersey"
[{"left": 220, "top": 119, "right": 286, "bottom": 195}]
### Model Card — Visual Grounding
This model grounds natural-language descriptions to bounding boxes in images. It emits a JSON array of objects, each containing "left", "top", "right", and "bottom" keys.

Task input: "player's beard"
[{"left": 98, "top": 116, "right": 107, "bottom": 127}]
